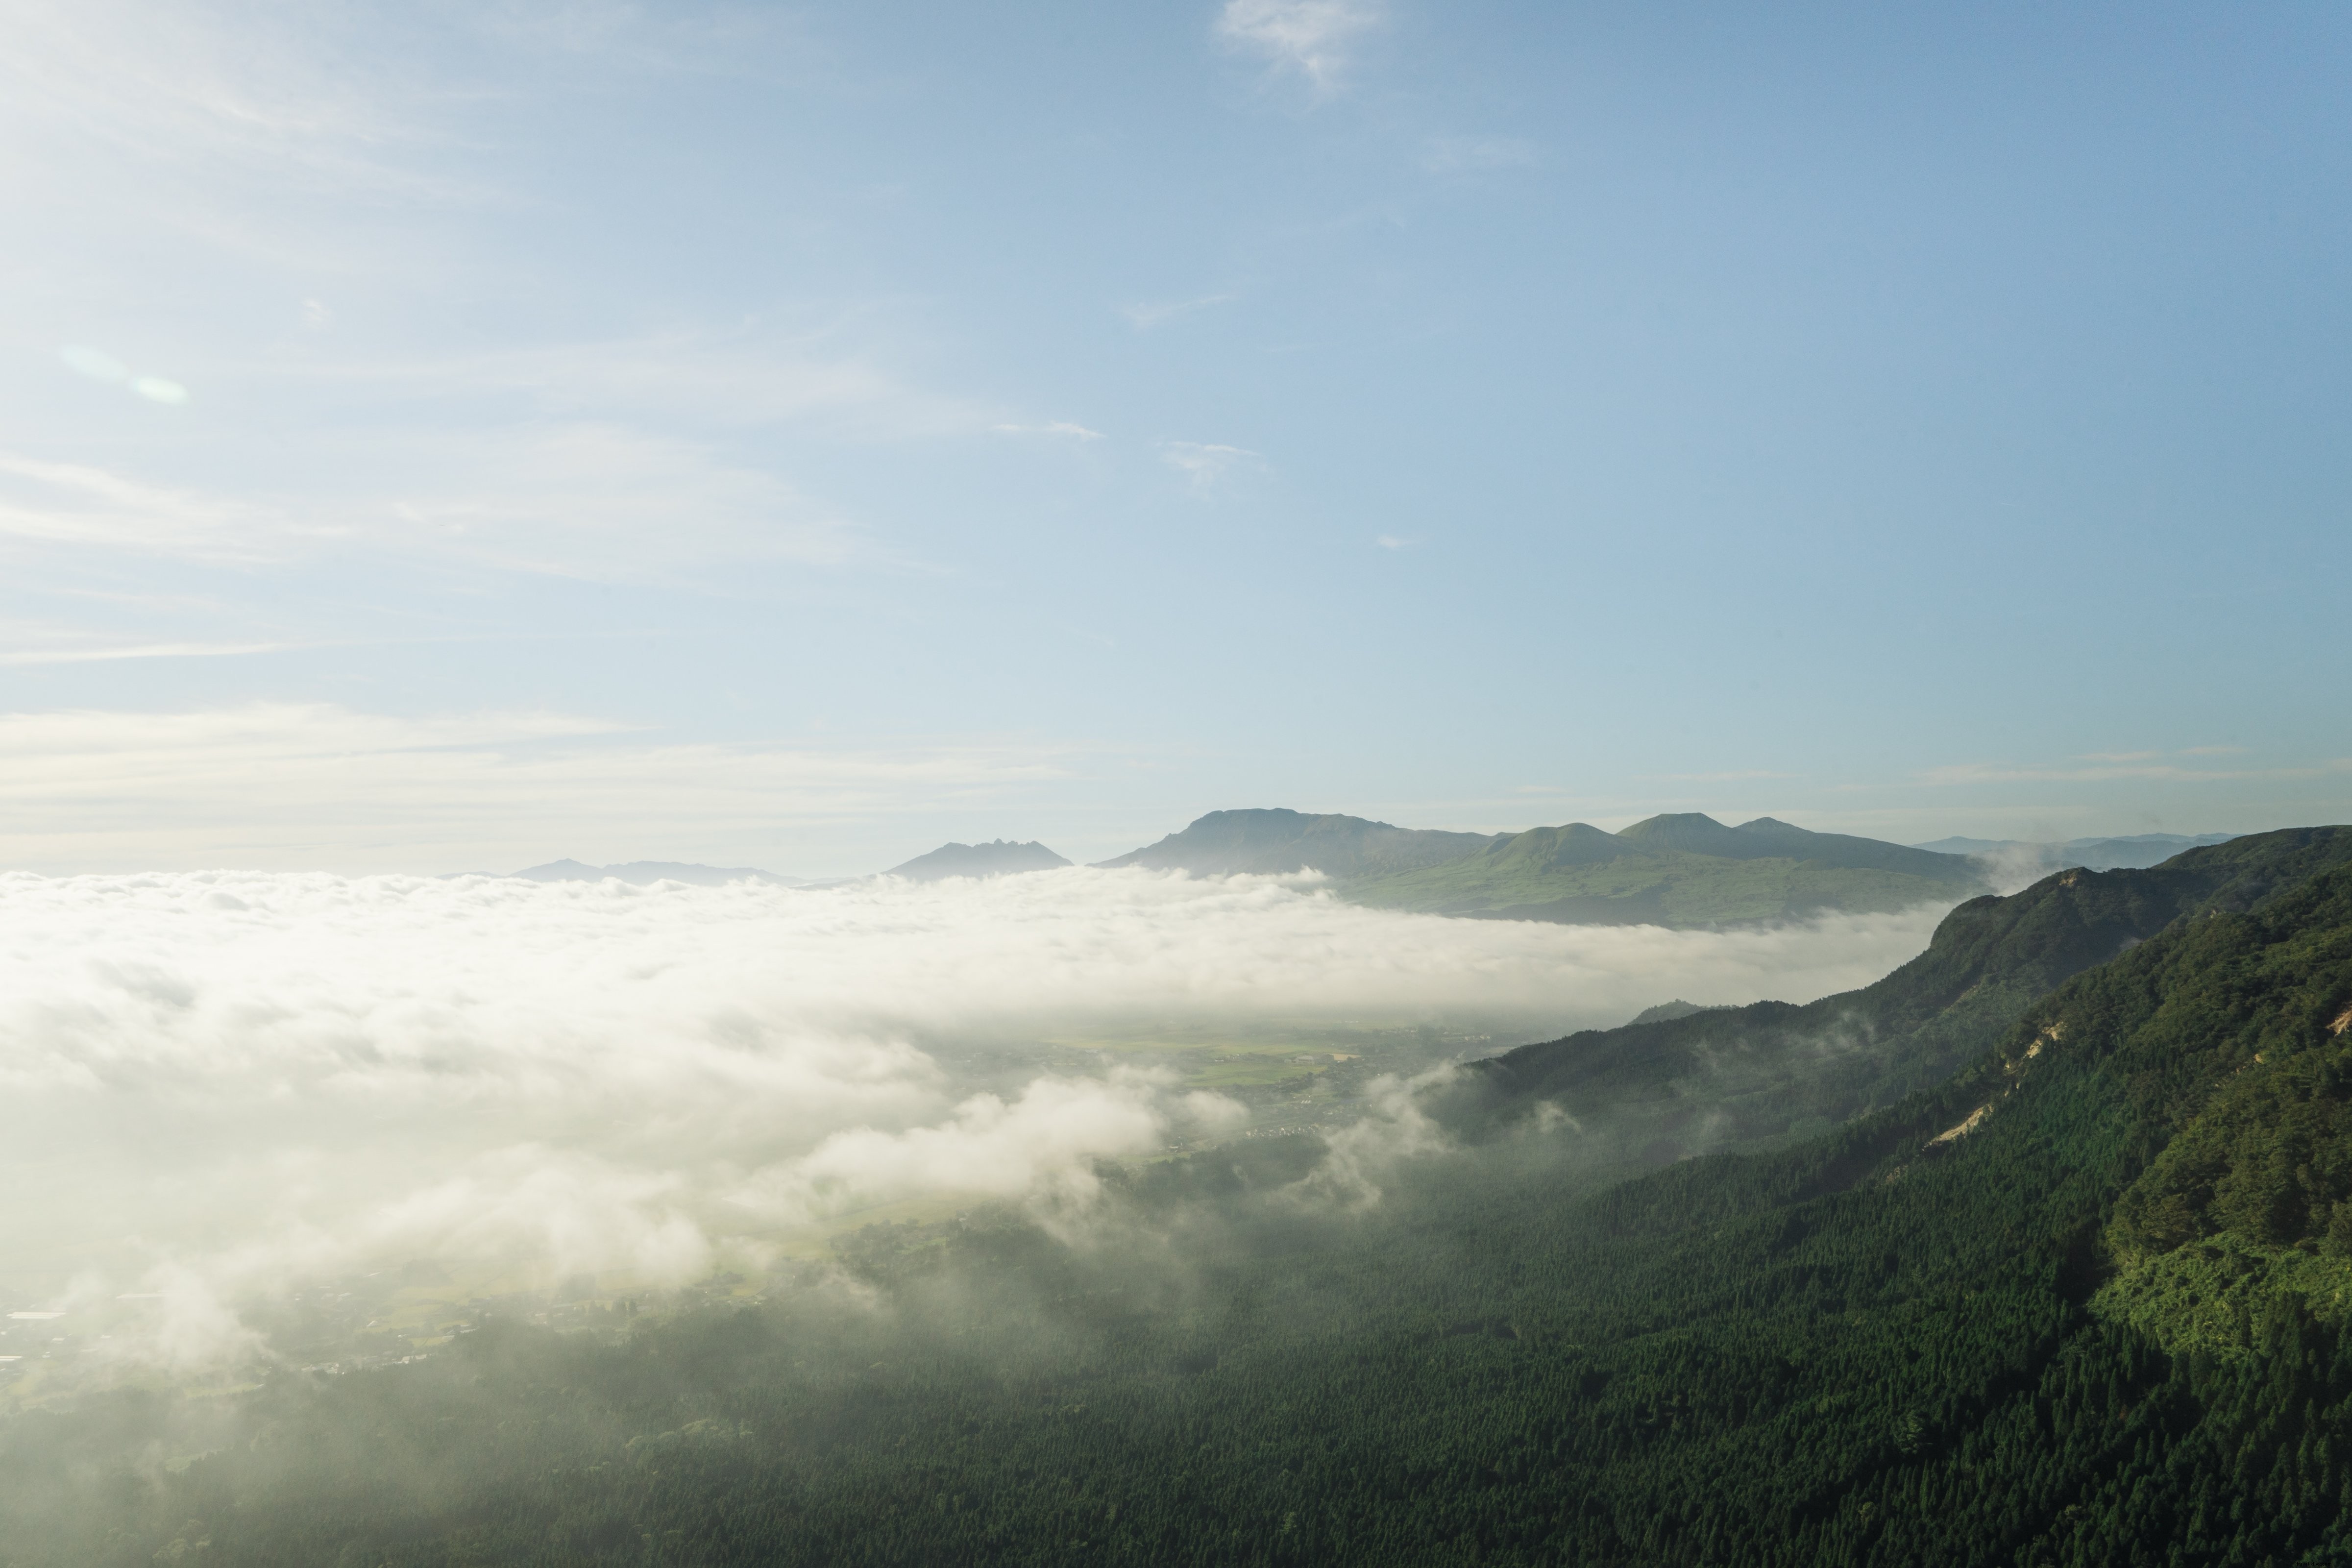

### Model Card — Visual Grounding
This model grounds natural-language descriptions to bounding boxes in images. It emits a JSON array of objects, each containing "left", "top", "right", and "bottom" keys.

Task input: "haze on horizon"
[{"left": 1, "top": 0, "right": 2346, "bottom": 879}]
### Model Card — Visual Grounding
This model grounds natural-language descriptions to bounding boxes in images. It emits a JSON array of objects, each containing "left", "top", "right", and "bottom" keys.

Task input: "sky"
[{"left": 3, "top": 0, "right": 2348, "bottom": 876}]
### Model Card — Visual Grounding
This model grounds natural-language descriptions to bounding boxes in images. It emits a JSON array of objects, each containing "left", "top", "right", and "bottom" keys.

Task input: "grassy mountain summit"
[
  {"left": 1099, "top": 808, "right": 1987, "bottom": 927},
  {"left": 1349, "top": 811, "right": 1988, "bottom": 926}
]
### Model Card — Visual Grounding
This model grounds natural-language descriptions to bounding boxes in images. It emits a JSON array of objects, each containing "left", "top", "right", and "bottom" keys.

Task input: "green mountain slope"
[
  {"left": 1456, "top": 826, "right": 2352, "bottom": 1166},
  {"left": 1348, "top": 815, "right": 1984, "bottom": 926},
  {"left": 18, "top": 830, "right": 2352, "bottom": 1566}
]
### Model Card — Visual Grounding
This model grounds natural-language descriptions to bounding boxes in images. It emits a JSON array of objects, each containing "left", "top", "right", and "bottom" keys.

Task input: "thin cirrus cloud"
[
  {"left": 990, "top": 420, "right": 1105, "bottom": 440},
  {"left": 11, "top": 323, "right": 980, "bottom": 577},
  {"left": 372, "top": 421, "right": 871, "bottom": 579},
  {"left": 1917, "top": 752, "right": 2352, "bottom": 785},
  {"left": 1214, "top": 0, "right": 1383, "bottom": 92},
  {"left": 17, "top": 325, "right": 993, "bottom": 582},
  {"left": 304, "top": 331, "right": 989, "bottom": 442},
  {"left": 1420, "top": 135, "right": 1538, "bottom": 174},
  {"left": 1122, "top": 293, "right": 1236, "bottom": 329},
  {"left": 0, "top": 0, "right": 493, "bottom": 290},
  {"left": 0, "top": 641, "right": 292, "bottom": 667},
  {"left": 1160, "top": 440, "right": 1261, "bottom": 489},
  {"left": 0, "top": 702, "right": 1084, "bottom": 873},
  {"left": 0, "top": 453, "right": 307, "bottom": 562},
  {"left": 0, "top": 433, "right": 867, "bottom": 579}
]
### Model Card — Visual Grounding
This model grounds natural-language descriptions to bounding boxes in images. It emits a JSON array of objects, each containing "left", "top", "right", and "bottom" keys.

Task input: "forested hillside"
[
  {"left": 10, "top": 832, "right": 2352, "bottom": 1566},
  {"left": 1454, "top": 827, "right": 2352, "bottom": 1170}
]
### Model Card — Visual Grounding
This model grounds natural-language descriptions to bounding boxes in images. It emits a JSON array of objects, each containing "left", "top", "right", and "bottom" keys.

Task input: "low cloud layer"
[{"left": 0, "top": 866, "right": 1947, "bottom": 1368}]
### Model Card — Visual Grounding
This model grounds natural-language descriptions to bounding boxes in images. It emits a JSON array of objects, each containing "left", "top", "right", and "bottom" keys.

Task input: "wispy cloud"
[
  {"left": 991, "top": 420, "right": 1105, "bottom": 440},
  {"left": 0, "top": 641, "right": 291, "bottom": 667},
  {"left": 1647, "top": 770, "right": 1803, "bottom": 783},
  {"left": 1916, "top": 752, "right": 2352, "bottom": 786},
  {"left": 372, "top": 421, "right": 872, "bottom": 579},
  {"left": 1215, "top": 0, "right": 1382, "bottom": 93},
  {"left": 0, "top": 703, "right": 1086, "bottom": 873},
  {"left": 1122, "top": 293, "right": 1235, "bottom": 329},
  {"left": 286, "top": 329, "right": 989, "bottom": 442},
  {"left": 0, "top": 453, "right": 310, "bottom": 562},
  {"left": 0, "top": 432, "right": 873, "bottom": 580},
  {"left": 1373, "top": 533, "right": 1415, "bottom": 550},
  {"left": 1420, "top": 136, "right": 1537, "bottom": 173},
  {"left": 1160, "top": 441, "right": 1260, "bottom": 490},
  {"left": 0, "top": 0, "right": 491, "bottom": 283}
]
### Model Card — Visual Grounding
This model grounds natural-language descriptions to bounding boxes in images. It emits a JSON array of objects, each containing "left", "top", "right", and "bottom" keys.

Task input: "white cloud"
[
  {"left": 1160, "top": 440, "right": 1260, "bottom": 490},
  {"left": 1215, "top": 0, "right": 1382, "bottom": 92},
  {"left": 0, "top": 864, "right": 1947, "bottom": 1368},
  {"left": 1374, "top": 533, "right": 1414, "bottom": 549}
]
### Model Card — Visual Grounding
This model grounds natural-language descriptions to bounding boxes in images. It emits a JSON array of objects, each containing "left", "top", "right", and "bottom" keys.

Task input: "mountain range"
[
  {"left": 503, "top": 814, "right": 2239, "bottom": 931},
  {"left": 1108, "top": 807, "right": 1990, "bottom": 926}
]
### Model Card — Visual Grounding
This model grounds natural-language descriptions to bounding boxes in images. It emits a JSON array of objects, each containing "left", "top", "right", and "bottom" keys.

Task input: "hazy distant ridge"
[
  {"left": 886, "top": 840, "right": 1072, "bottom": 881},
  {"left": 1913, "top": 831, "right": 2235, "bottom": 872},
  {"left": 509, "top": 859, "right": 806, "bottom": 887}
]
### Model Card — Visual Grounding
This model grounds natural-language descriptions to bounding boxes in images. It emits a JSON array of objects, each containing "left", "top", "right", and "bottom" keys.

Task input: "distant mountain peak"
[
  {"left": 1624, "top": 811, "right": 1728, "bottom": 832},
  {"left": 886, "top": 840, "right": 1072, "bottom": 882}
]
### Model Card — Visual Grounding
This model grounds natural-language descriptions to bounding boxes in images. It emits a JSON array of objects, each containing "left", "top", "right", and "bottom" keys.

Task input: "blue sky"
[{"left": 2, "top": 0, "right": 2347, "bottom": 874}]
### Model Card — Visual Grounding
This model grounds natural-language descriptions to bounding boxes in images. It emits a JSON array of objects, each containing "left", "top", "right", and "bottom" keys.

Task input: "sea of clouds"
[{"left": 0, "top": 866, "right": 1948, "bottom": 1368}]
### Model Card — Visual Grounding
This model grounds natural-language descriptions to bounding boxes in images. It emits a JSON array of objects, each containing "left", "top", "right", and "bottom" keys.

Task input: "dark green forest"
[{"left": 9, "top": 831, "right": 2352, "bottom": 1566}]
